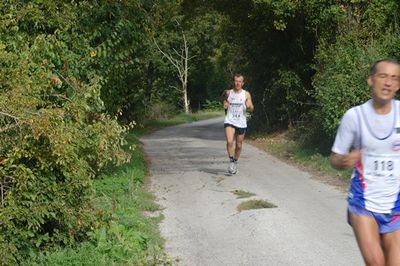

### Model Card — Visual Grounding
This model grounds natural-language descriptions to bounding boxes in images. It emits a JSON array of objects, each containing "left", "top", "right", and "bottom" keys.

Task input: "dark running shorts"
[{"left": 224, "top": 123, "right": 247, "bottom": 135}]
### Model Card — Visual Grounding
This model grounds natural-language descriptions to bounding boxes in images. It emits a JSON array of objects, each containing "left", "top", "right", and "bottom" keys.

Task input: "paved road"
[{"left": 142, "top": 117, "right": 363, "bottom": 266}]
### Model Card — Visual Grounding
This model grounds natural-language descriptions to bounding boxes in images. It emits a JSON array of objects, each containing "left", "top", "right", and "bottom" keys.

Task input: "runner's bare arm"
[
  {"left": 330, "top": 151, "right": 361, "bottom": 170},
  {"left": 245, "top": 91, "right": 254, "bottom": 112},
  {"left": 223, "top": 90, "right": 230, "bottom": 109}
]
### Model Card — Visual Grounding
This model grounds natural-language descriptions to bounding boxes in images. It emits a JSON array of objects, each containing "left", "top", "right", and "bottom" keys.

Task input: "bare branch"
[
  {"left": 0, "top": 111, "right": 23, "bottom": 121},
  {"left": 48, "top": 93, "right": 73, "bottom": 103},
  {"left": 153, "top": 38, "right": 180, "bottom": 70},
  {"left": 24, "top": 110, "right": 40, "bottom": 115},
  {"left": 172, "top": 48, "right": 186, "bottom": 60},
  {"left": 168, "top": 85, "right": 181, "bottom": 93}
]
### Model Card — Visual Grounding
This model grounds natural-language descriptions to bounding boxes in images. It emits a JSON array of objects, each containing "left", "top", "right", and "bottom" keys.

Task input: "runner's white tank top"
[
  {"left": 224, "top": 89, "right": 247, "bottom": 128},
  {"left": 349, "top": 100, "right": 400, "bottom": 213}
]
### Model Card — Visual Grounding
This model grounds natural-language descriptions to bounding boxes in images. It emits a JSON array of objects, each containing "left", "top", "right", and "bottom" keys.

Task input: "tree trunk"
[
  {"left": 153, "top": 26, "right": 192, "bottom": 114},
  {"left": 183, "top": 35, "right": 190, "bottom": 114}
]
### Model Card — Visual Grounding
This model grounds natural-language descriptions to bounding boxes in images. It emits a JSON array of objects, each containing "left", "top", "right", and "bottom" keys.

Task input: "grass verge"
[
  {"left": 133, "top": 111, "right": 223, "bottom": 137},
  {"left": 248, "top": 131, "right": 352, "bottom": 189},
  {"left": 30, "top": 132, "right": 169, "bottom": 266}
]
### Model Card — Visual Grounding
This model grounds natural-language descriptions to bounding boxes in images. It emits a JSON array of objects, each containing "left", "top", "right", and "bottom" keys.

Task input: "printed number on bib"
[
  {"left": 360, "top": 152, "right": 400, "bottom": 213},
  {"left": 373, "top": 160, "right": 394, "bottom": 172},
  {"left": 228, "top": 103, "right": 243, "bottom": 121},
  {"left": 363, "top": 153, "right": 400, "bottom": 186}
]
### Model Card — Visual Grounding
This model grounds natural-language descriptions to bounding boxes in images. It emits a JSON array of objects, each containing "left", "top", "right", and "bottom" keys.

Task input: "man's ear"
[{"left": 367, "top": 75, "right": 373, "bottom": 87}]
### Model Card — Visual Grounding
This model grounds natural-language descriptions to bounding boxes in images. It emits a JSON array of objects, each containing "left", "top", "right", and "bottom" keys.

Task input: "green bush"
[
  {"left": 313, "top": 29, "right": 400, "bottom": 137},
  {"left": 0, "top": 9, "right": 131, "bottom": 263},
  {"left": 202, "top": 99, "right": 223, "bottom": 111},
  {"left": 313, "top": 37, "right": 380, "bottom": 137},
  {"left": 29, "top": 140, "right": 168, "bottom": 266},
  {"left": 145, "top": 101, "right": 178, "bottom": 120}
]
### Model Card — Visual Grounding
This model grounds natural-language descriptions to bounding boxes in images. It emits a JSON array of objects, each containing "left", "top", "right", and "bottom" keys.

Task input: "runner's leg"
[
  {"left": 225, "top": 126, "right": 236, "bottom": 173},
  {"left": 234, "top": 133, "right": 245, "bottom": 161},
  {"left": 225, "top": 126, "right": 235, "bottom": 158},
  {"left": 382, "top": 230, "right": 400, "bottom": 266},
  {"left": 350, "top": 214, "right": 385, "bottom": 266}
]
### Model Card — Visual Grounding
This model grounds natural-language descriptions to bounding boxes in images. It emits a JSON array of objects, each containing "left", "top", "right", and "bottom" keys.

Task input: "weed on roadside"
[
  {"left": 231, "top": 190, "right": 256, "bottom": 199},
  {"left": 237, "top": 199, "right": 277, "bottom": 211}
]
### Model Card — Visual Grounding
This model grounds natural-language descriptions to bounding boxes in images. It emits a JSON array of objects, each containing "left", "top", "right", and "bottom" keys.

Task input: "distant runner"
[
  {"left": 223, "top": 73, "right": 254, "bottom": 174},
  {"left": 330, "top": 59, "right": 400, "bottom": 265}
]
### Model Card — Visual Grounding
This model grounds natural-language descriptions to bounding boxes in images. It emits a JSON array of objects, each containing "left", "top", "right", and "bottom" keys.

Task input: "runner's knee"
[
  {"left": 226, "top": 140, "right": 234, "bottom": 147},
  {"left": 382, "top": 232, "right": 400, "bottom": 265},
  {"left": 363, "top": 253, "right": 384, "bottom": 266},
  {"left": 235, "top": 141, "right": 242, "bottom": 150}
]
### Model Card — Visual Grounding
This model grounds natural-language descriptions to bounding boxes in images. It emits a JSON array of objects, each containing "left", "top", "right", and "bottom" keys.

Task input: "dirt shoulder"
[{"left": 247, "top": 132, "right": 350, "bottom": 193}]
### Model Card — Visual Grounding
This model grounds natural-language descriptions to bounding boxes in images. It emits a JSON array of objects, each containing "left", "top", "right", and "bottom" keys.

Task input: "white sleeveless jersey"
[
  {"left": 347, "top": 100, "right": 400, "bottom": 213},
  {"left": 224, "top": 89, "right": 247, "bottom": 128}
]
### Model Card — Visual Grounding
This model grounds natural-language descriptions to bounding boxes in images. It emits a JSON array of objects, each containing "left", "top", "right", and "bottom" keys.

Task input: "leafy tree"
[
  {"left": 0, "top": 1, "right": 131, "bottom": 262},
  {"left": 185, "top": 0, "right": 400, "bottom": 141},
  {"left": 313, "top": 0, "right": 400, "bottom": 137}
]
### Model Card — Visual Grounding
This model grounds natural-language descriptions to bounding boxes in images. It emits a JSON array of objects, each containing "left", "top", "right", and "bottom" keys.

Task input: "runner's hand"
[
  {"left": 224, "top": 100, "right": 229, "bottom": 109},
  {"left": 243, "top": 105, "right": 252, "bottom": 119},
  {"left": 343, "top": 150, "right": 361, "bottom": 169}
]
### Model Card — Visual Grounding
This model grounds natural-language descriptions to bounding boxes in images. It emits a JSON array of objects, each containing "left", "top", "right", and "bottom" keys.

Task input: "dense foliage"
[
  {"left": 2, "top": 0, "right": 400, "bottom": 263},
  {"left": 0, "top": 1, "right": 130, "bottom": 263},
  {"left": 32, "top": 135, "right": 168, "bottom": 265},
  {"left": 313, "top": 1, "right": 400, "bottom": 137},
  {"left": 184, "top": 0, "right": 400, "bottom": 142}
]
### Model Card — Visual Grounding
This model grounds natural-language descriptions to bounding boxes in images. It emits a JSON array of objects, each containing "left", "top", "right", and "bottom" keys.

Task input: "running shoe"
[
  {"left": 228, "top": 161, "right": 238, "bottom": 174},
  {"left": 232, "top": 161, "right": 238, "bottom": 174},
  {"left": 228, "top": 161, "right": 235, "bottom": 174}
]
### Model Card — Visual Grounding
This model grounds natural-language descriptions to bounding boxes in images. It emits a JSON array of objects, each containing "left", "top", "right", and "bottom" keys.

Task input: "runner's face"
[
  {"left": 369, "top": 62, "right": 400, "bottom": 103},
  {"left": 234, "top": 76, "right": 244, "bottom": 91}
]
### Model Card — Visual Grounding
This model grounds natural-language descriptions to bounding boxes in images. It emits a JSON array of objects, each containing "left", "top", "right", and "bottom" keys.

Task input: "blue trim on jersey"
[
  {"left": 392, "top": 193, "right": 400, "bottom": 213},
  {"left": 348, "top": 168, "right": 366, "bottom": 209},
  {"left": 360, "top": 100, "right": 397, "bottom": 140}
]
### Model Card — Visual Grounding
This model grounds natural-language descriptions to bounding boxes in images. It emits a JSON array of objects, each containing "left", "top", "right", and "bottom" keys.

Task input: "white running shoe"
[
  {"left": 228, "top": 161, "right": 235, "bottom": 174},
  {"left": 232, "top": 161, "right": 238, "bottom": 174},
  {"left": 228, "top": 161, "right": 238, "bottom": 174}
]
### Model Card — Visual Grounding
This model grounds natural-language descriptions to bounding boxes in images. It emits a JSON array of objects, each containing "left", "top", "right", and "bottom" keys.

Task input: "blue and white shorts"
[{"left": 347, "top": 203, "right": 400, "bottom": 234}]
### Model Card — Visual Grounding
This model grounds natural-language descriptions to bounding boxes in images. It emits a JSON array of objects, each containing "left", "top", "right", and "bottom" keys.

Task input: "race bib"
[
  {"left": 228, "top": 103, "right": 244, "bottom": 121},
  {"left": 361, "top": 152, "right": 400, "bottom": 212},
  {"left": 363, "top": 153, "right": 400, "bottom": 187}
]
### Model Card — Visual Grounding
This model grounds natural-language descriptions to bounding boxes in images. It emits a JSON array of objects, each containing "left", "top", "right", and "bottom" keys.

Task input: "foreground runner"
[
  {"left": 223, "top": 73, "right": 254, "bottom": 174},
  {"left": 330, "top": 59, "right": 400, "bottom": 265}
]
